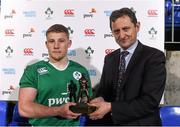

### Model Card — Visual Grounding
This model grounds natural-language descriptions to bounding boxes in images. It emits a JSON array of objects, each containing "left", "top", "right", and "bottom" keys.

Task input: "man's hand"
[
  {"left": 57, "top": 102, "right": 81, "bottom": 119},
  {"left": 90, "top": 97, "right": 104, "bottom": 103},
  {"left": 89, "top": 97, "right": 111, "bottom": 120}
]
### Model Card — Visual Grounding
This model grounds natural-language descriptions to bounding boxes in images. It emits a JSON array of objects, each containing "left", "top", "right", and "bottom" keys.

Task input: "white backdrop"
[{"left": 0, "top": 0, "right": 164, "bottom": 101}]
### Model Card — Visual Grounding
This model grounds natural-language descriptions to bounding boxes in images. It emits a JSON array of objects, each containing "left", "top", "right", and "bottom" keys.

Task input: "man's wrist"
[{"left": 107, "top": 102, "right": 112, "bottom": 112}]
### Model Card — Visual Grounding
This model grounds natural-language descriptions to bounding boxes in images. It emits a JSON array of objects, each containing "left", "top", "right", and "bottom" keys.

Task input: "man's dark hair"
[
  {"left": 46, "top": 24, "right": 69, "bottom": 38},
  {"left": 109, "top": 7, "right": 137, "bottom": 30}
]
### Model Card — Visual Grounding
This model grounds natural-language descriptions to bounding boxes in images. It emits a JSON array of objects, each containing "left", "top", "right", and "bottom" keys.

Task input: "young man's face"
[
  {"left": 46, "top": 32, "right": 71, "bottom": 62},
  {"left": 111, "top": 15, "right": 140, "bottom": 50}
]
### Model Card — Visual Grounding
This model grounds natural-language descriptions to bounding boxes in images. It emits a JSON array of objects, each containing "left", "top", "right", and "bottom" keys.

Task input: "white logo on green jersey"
[
  {"left": 61, "top": 92, "right": 68, "bottom": 95},
  {"left": 37, "top": 67, "right": 48, "bottom": 75},
  {"left": 73, "top": 71, "right": 82, "bottom": 80},
  {"left": 48, "top": 97, "right": 69, "bottom": 107}
]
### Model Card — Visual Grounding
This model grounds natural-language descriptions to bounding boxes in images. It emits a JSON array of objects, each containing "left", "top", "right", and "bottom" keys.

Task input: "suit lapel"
[
  {"left": 112, "top": 49, "right": 121, "bottom": 85},
  {"left": 124, "top": 42, "right": 144, "bottom": 83}
]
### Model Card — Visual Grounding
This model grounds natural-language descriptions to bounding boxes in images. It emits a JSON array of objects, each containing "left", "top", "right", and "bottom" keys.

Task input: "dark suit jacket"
[{"left": 94, "top": 41, "right": 166, "bottom": 126}]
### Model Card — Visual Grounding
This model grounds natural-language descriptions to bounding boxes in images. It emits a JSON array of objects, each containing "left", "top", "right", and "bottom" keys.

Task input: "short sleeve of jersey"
[{"left": 19, "top": 65, "right": 38, "bottom": 89}]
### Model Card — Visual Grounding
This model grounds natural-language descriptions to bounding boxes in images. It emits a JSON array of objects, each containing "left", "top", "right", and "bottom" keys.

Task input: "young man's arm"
[{"left": 18, "top": 87, "right": 80, "bottom": 119}]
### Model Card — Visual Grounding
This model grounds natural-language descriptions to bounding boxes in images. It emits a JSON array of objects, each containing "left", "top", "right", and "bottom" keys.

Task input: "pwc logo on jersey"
[
  {"left": 73, "top": 71, "right": 82, "bottom": 80},
  {"left": 48, "top": 96, "right": 69, "bottom": 107},
  {"left": 37, "top": 67, "right": 49, "bottom": 75}
]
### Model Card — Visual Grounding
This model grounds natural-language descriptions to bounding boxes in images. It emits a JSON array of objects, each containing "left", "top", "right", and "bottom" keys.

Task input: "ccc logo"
[
  {"left": 5, "top": 29, "right": 14, "bottom": 34},
  {"left": 148, "top": 10, "right": 157, "bottom": 16},
  {"left": 24, "top": 48, "right": 33, "bottom": 54},
  {"left": 84, "top": 29, "right": 95, "bottom": 35},
  {"left": 64, "top": 9, "right": 74, "bottom": 15},
  {"left": 105, "top": 49, "right": 115, "bottom": 55}
]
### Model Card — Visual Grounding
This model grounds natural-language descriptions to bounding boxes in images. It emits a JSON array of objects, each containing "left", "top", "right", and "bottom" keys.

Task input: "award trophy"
[{"left": 69, "top": 74, "right": 97, "bottom": 115}]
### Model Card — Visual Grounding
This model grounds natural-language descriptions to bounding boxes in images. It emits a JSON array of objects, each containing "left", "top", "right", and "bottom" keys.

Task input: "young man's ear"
[
  {"left": 68, "top": 40, "right": 72, "bottom": 48},
  {"left": 45, "top": 41, "right": 48, "bottom": 48}
]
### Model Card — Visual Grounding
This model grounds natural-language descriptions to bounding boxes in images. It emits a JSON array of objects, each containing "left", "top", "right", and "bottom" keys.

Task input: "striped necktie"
[{"left": 115, "top": 51, "right": 129, "bottom": 101}]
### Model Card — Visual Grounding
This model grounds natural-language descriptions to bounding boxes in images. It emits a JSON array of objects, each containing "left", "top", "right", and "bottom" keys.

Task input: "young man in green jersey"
[{"left": 18, "top": 24, "right": 93, "bottom": 126}]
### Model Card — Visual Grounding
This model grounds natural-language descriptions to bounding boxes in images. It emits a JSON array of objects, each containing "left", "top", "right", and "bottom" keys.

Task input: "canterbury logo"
[
  {"left": 105, "top": 49, "right": 115, "bottom": 54},
  {"left": 24, "top": 48, "right": 33, "bottom": 54},
  {"left": 64, "top": 9, "right": 74, "bottom": 15},
  {"left": 37, "top": 67, "right": 48, "bottom": 75},
  {"left": 84, "top": 29, "right": 95, "bottom": 35},
  {"left": 148, "top": 10, "right": 158, "bottom": 16},
  {"left": 5, "top": 29, "right": 14, "bottom": 35}
]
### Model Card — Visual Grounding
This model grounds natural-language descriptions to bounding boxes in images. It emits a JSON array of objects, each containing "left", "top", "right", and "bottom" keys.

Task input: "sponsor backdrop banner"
[{"left": 0, "top": 0, "right": 164, "bottom": 100}]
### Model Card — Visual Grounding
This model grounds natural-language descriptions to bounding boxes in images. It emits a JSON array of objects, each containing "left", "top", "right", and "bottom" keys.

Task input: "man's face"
[
  {"left": 111, "top": 15, "right": 140, "bottom": 50},
  {"left": 46, "top": 32, "right": 71, "bottom": 62}
]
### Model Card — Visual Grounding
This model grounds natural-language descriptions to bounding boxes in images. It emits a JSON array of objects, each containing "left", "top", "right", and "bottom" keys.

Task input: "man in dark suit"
[{"left": 88, "top": 7, "right": 166, "bottom": 126}]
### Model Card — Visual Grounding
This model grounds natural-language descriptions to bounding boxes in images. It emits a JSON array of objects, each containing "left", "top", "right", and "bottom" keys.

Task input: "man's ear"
[
  {"left": 136, "top": 21, "right": 140, "bottom": 32},
  {"left": 45, "top": 41, "right": 48, "bottom": 48},
  {"left": 68, "top": 40, "right": 72, "bottom": 48}
]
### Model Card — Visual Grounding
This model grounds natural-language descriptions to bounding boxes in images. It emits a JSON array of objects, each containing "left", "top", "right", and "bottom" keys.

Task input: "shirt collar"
[{"left": 120, "top": 40, "right": 138, "bottom": 55}]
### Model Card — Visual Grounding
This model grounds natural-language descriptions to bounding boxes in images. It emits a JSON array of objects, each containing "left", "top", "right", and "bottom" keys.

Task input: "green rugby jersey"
[{"left": 19, "top": 60, "right": 92, "bottom": 126}]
